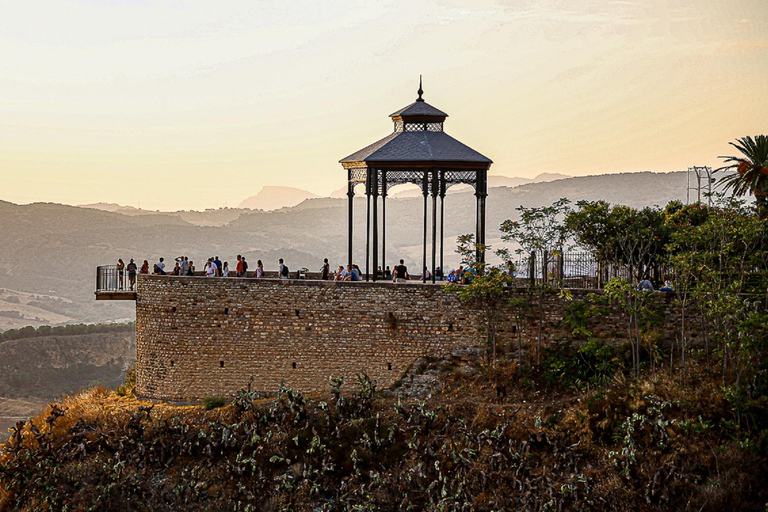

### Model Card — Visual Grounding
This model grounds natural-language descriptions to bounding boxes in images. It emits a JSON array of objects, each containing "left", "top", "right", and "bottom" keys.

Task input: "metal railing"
[
  {"left": 96, "top": 265, "right": 135, "bottom": 292},
  {"left": 514, "top": 251, "right": 633, "bottom": 289}
]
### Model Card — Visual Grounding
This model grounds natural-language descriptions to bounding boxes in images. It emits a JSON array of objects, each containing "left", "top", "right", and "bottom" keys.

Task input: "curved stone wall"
[{"left": 135, "top": 275, "right": 472, "bottom": 401}]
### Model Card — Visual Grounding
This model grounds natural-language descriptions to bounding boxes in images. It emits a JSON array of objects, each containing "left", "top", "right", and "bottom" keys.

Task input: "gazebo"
[{"left": 340, "top": 80, "right": 493, "bottom": 282}]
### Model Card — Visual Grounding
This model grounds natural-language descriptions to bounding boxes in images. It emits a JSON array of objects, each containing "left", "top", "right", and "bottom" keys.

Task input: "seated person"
[
  {"left": 637, "top": 277, "right": 654, "bottom": 292},
  {"left": 659, "top": 280, "right": 674, "bottom": 292}
]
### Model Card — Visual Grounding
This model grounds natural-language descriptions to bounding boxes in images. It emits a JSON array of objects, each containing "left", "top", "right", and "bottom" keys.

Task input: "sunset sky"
[{"left": 1, "top": 0, "right": 766, "bottom": 211}]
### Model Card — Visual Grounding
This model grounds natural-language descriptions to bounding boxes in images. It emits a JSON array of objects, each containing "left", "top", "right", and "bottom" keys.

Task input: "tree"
[
  {"left": 450, "top": 235, "right": 514, "bottom": 372},
  {"left": 500, "top": 198, "right": 571, "bottom": 364},
  {"left": 716, "top": 135, "right": 768, "bottom": 216}
]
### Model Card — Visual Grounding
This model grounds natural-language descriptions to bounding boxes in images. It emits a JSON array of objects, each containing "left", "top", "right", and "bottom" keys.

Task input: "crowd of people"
[{"left": 112, "top": 255, "right": 490, "bottom": 290}]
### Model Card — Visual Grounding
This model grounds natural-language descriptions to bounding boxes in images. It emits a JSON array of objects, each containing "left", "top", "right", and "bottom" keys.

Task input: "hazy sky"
[{"left": 1, "top": 0, "right": 766, "bottom": 210}]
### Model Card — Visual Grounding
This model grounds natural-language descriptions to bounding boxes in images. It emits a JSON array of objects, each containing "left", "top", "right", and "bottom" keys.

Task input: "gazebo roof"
[
  {"left": 341, "top": 81, "right": 492, "bottom": 168},
  {"left": 340, "top": 131, "right": 492, "bottom": 165},
  {"left": 389, "top": 101, "right": 448, "bottom": 119}
]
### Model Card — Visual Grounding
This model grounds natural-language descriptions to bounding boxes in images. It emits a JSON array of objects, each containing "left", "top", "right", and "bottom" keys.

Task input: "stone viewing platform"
[{"left": 97, "top": 271, "right": 692, "bottom": 403}]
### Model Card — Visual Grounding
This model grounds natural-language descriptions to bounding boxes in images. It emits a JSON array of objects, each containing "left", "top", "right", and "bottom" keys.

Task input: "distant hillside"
[
  {"left": 239, "top": 186, "right": 321, "bottom": 211},
  {"left": 0, "top": 329, "right": 135, "bottom": 399},
  {"left": 0, "top": 171, "right": 690, "bottom": 326}
]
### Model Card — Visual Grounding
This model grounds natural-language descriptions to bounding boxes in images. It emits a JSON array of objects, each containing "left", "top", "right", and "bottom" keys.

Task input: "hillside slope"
[{"left": 1, "top": 354, "right": 765, "bottom": 511}]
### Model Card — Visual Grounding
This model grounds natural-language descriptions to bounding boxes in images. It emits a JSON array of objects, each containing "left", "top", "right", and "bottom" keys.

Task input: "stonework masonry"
[
  {"left": 135, "top": 276, "right": 473, "bottom": 401},
  {"left": 135, "top": 275, "right": 692, "bottom": 401}
]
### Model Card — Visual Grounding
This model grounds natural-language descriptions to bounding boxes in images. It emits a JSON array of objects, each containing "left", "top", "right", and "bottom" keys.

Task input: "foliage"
[
  {"left": 603, "top": 278, "right": 663, "bottom": 378},
  {"left": 566, "top": 201, "right": 669, "bottom": 280},
  {"left": 500, "top": 198, "right": 572, "bottom": 256},
  {"left": 449, "top": 234, "right": 514, "bottom": 370},
  {"left": 114, "top": 363, "right": 136, "bottom": 397},
  {"left": 4, "top": 361, "right": 768, "bottom": 510},
  {"left": 500, "top": 199, "right": 572, "bottom": 364},
  {"left": 0, "top": 322, "right": 135, "bottom": 343},
  {"left": 716, "top": 135, "right": 768, "bottom": 215},
  {"left": 202, "top": 395, "right": 227, "bottom": 410}
]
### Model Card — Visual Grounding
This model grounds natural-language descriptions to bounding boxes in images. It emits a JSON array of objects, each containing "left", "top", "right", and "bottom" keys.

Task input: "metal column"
[
  {"left": 372, "top": 169, "right": 379, "bottom": 282},
  {"left": 422, "top": 171, "right": 428, "bottom": 284},
  {"left": 431, "top": 169, "right": 438, "bottom": 284},
  {"left": 365, "top": 170, "right": 371, "bottom": 281},
  {"left": 347, "top": 170, "right": 354, "bottom": 267}
]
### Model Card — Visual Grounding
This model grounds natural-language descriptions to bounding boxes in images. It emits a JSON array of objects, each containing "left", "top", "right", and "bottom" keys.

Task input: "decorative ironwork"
[
  {"left": 349, "top": 168, "right": 367, "bottom": 184},
  {"left": 443, "top": 170, "right": 479, "bottom": 190},
  {"left": 401, "top": 122, "right": 444, "bottom": 132}
]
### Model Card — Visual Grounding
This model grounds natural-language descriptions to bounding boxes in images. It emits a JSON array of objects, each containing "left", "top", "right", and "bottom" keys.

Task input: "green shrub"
[{"left": 203, "top": 395, "right": 227, "bottom": 410}]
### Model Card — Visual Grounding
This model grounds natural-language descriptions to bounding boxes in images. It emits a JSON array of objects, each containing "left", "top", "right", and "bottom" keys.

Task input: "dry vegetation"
[{"left": 1, "top": 353, "right": 767, "bottom": 511}]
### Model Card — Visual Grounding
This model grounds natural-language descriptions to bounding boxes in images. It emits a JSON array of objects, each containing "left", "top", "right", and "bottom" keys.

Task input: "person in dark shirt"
[
  {"left": 393, "top": 259, "right": 409, "bottom": 283},
  {"left": 321, "top": 258, "right": 330, "bottom": 280},
  {"left": 127, "top": 258, "right": 138, "bottom": 290}
]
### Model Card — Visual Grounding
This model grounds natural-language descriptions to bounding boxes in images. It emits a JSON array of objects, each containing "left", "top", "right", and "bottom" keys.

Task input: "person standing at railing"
[
  {"left": 127, "top": 259, "right": 138, "bottom": 290},
  {"left": 116, "top": 259, "right": 125, "bottom": 289}
]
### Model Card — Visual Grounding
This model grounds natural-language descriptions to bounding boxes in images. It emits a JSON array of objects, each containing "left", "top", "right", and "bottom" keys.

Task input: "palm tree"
[{"left": 716, "top": 135, "right": 768, "bottom": 215}]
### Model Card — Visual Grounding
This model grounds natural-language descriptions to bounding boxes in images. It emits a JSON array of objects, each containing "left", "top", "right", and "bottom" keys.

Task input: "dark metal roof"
[
  {"left": 340, "top": 131, "right": 492, "bottom": 164},
  {"left": 389, "top": 101, "right": 448, "bottom": 118}
]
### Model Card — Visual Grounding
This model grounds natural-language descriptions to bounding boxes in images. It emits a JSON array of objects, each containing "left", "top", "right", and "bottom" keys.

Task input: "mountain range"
[{"left": 1, "top": 171, "right": 693, "bottom": 328}]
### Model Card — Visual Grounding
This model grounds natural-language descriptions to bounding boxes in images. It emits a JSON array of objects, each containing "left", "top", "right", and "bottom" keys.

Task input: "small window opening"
[
  {"left": 512, "top": 325, "right": 517, "bottom": 334},
  {"left": 171, "top": 306, "right": 177, "bottom": 313},
  {"left": 295, "top": 309, "right": 300, "bottom": 317},
  {"left": 448, "top": 322, "right": 454, "bottom": 332},
  {"left": 170, "top": 360, "right": 175, "bottom": 367},
  {"left": 224, "top": 307, "right": 229, "bottom": 315},
  {"left": 292, "top": 362, "right": 297, "bottom": 369},
  {"left": 220, "top": 360, "right": 225, "bottom": 368},
  {"left": 388, "top": 362, "right": 392, "bottom": 371}
]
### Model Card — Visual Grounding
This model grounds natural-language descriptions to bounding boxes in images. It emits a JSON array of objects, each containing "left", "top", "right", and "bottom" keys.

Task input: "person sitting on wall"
[
  {"left": 637, "top": 276, "right": 654, "bottom": 292},
  {"left": 187, "top": 261, "right": 195, "bottom": 275},
  {"left": 140, "top": 260, "right": 150, "bottom": 274},
  {"left": 659, "top": 280, "right": 674, "bottom": 292},
  {"left": 335, "top": 265, "right": 346, "bottom": 281},
  {"left": 445, "top": 269, "right": 458, "bottom": 284},
  {"left": 156, "top": 257, "right": 166, "bottom": 275},
  {"left": 384, "top": 266, "right": 392, "bottom": 280},
  {"left": 393, "top": 259, "right": 409, "bottom": 283},
  {"left": 254, "top": 259, "right": 263, "bottom": 278},
  {"left": 345, "top": 264, "right": 362, "bottom": 282},
  {"left": 435, "top": 266, "right": 443, "bottom": 281},
  {"left": 422, "top": 267, "right": 431, "bottom": 280},
  {"left": 236, "top": 255, "right": 244, "bottom": 277}
]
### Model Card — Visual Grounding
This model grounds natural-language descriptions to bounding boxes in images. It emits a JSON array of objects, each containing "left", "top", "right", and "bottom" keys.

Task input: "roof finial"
[{"left": 417, "top": 75, "right": 424, "bottom": 102}]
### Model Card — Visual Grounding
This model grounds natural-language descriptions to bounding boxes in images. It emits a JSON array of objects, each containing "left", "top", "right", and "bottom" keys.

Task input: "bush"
[{"left": 202, "top": 395, "right": 227, "bottom": 410}]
